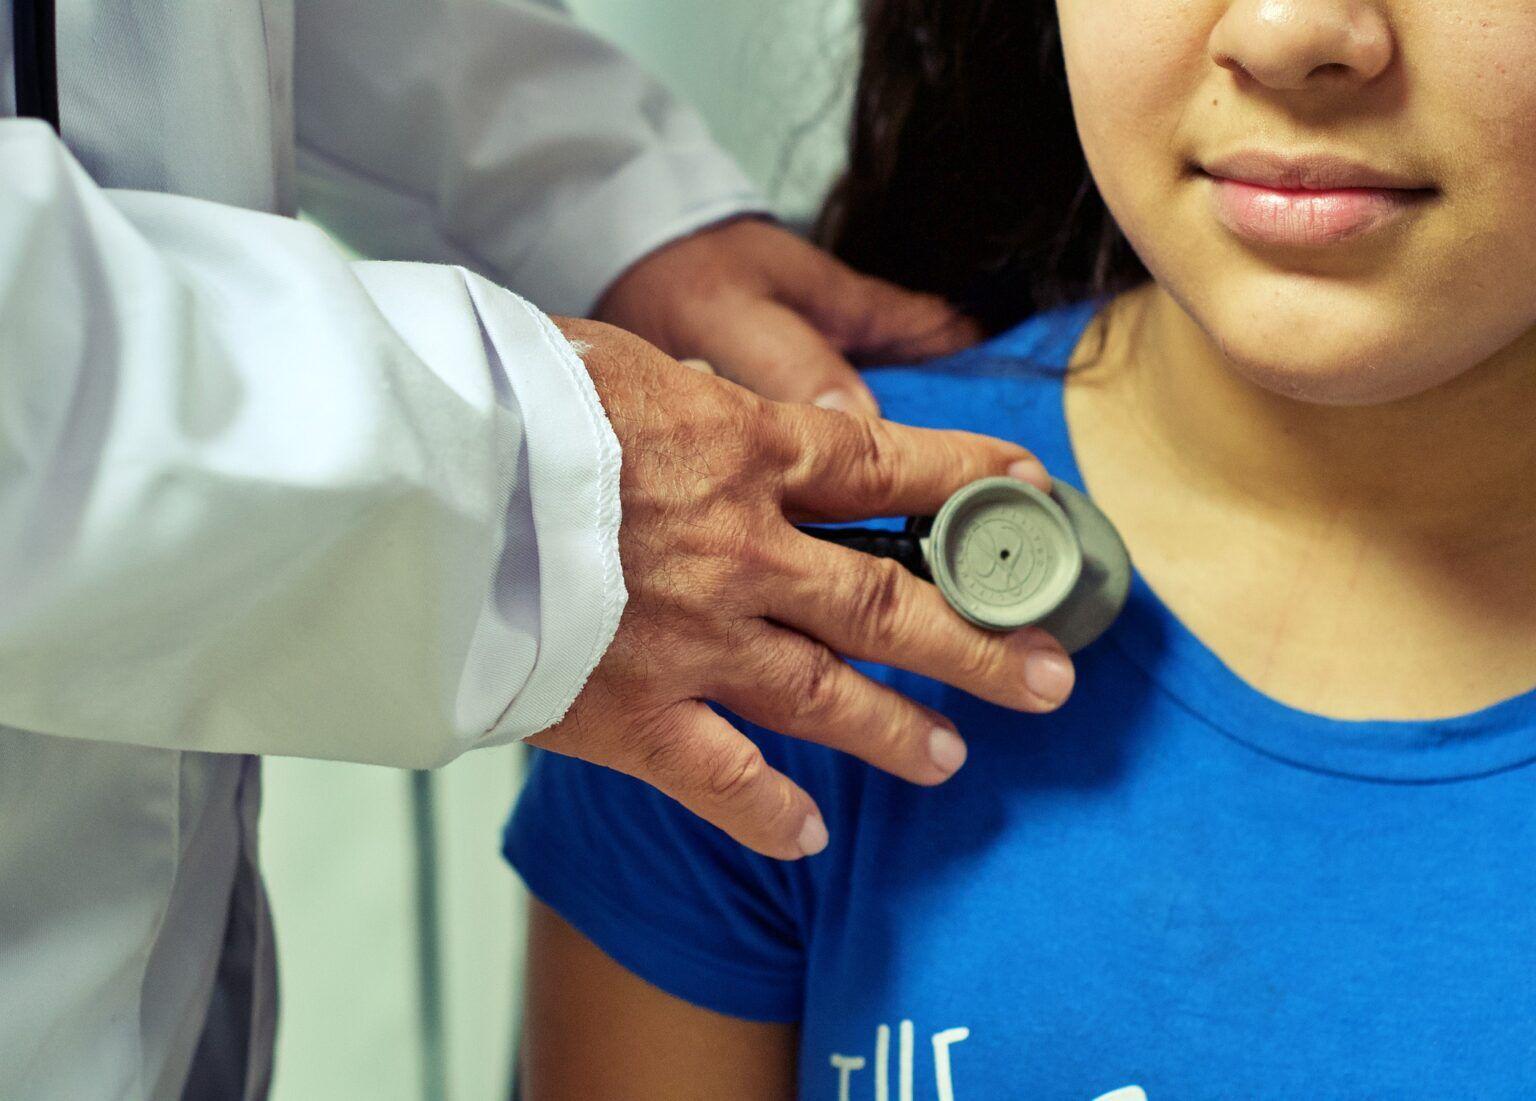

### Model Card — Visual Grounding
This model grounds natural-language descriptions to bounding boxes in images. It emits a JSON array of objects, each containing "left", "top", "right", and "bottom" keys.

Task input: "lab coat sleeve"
[
  {"left": 291, "top": 0, "right": 769, "bottom": 317},
  {"left": 0, "top": 120, "right": 626, "bottom": 768}
]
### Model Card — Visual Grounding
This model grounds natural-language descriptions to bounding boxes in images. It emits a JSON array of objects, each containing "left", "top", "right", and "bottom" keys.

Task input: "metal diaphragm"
[{"left": 917, "top": 477, "right": 1131, "bottom": 653}]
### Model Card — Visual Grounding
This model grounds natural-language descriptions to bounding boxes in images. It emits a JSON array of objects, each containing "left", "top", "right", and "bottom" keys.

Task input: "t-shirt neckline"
[{"left": 1005, "top": 301, "right": 1536, "bottom": 784}]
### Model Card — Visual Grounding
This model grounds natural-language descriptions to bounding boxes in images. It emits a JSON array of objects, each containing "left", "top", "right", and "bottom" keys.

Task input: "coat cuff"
[{"left": 458, "top": 274, "right": 627, "bottom": 742}]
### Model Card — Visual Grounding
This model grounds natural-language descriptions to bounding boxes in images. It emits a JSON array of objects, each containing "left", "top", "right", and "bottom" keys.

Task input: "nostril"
[
  {"left": 1214, "top": 51, "right": 1246, "bottom": 76},
  {"left": 1207, "top": 0, "right": 1396, "bottom": 89}
]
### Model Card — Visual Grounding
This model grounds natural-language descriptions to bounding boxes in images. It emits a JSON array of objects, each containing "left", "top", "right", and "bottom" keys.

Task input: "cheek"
[
  {"left": 1333, "top": 4, "right": 1536, "bottom": 394},
  {"left": 1430, "top": 6, "right": 1536, "bottom": 221},
  {"left": 1058, "top": 0, "right": 1216, "bottom": 269},
  {"left": 1061, "top": 0, "right": 1536, "bottom": 404}
]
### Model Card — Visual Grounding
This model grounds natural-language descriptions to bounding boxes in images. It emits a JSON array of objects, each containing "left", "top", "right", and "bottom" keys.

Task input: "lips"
[{"left": 1199, "top": 152, "right": 1436, "bottom": 247}]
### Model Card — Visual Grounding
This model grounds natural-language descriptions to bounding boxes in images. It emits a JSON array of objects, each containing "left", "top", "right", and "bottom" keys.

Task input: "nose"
[{"left": 1209, "top": 0, "right": 1394, "bottom": 90}]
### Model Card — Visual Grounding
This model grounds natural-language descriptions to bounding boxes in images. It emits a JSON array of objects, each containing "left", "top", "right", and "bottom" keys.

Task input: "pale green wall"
[
  {"left": 263, "top": 752, "right": 525, "bottom": 1101},
  {"left": 264, "top": 5, "right": 856, "bottom": 1100},
  {"left": 566, "top": 0, "right": 857, "bottom": 222}
]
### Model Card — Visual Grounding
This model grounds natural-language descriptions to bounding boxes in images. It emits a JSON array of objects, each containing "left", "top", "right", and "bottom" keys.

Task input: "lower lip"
[{"left": 1207, "top": 176, "right": 1426, "bottom": 246}]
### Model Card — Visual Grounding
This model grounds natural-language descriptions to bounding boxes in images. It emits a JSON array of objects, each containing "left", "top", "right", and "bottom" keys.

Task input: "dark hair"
[{"left": 816, "top": 0, "right": 1148, "bottom": 334}]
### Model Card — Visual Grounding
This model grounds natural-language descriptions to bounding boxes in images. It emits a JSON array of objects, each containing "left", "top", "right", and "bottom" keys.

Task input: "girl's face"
[{"left": 1056, "top": 0, "right": 1536, "bottom": 405}]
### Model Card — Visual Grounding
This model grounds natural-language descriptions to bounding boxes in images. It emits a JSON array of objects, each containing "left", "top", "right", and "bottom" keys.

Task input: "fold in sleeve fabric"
[
  {"left": 504, "top": 735, "right": 813, "bottom": 1023},
  {"left": 0, "top": 120, "right": 625, "bottom": 767},
  {"left": 292, "top": 0, "right": 770, "bottom": 317}
]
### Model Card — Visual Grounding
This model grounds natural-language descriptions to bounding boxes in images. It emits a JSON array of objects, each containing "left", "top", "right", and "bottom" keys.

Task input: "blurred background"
[{"left": 262, "top": 2, "right": 857, "bottom": 1098}]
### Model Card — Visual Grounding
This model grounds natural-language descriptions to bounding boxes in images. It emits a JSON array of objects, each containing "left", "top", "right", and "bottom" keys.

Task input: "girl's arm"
[{"left": 520, "top": 901, "right": 800, "bottom": 1100}]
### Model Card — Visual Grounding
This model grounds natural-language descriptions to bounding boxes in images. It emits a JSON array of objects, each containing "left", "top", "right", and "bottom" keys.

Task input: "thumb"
[
  {"left": 691, "top": 296, "right": 882, "bottom": 416},
  {"left": 782, "top": 261, "right": 985, "bottom": 366}
]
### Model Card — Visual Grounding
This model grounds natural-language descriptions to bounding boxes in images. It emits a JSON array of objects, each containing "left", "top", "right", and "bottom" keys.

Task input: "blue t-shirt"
[{"left": 503, "top": 303, "right": 1536, "bottom": 1101}]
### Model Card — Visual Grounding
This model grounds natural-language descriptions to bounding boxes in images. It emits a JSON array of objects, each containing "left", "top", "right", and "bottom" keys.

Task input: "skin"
[
  {"left": 546, "top": 189, "right": 1077, "bottom": 864},
  {"left": 1058, "top": 0, "right": 1536, "bottom": 716},
  {"left": 1062, "top": 0, "right": 1536, "bottom": 406},
  {"left": 520, "top": 901, "right": 794, "bottom": 1101},
  {"left": 537, "top": 318, "right": 1073, "bottom": 861},
  {"left": 596, "top": 217, "right": 984, "bottom": 414},
  {"left": 525, "top": 0, "right": 1536, "bottom": 1094}
]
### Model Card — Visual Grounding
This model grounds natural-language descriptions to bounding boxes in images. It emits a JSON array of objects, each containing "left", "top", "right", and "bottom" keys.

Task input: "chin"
[
  {"left": 1211, "top": 328, "right": 1444, "bottom": 406},
  {"left": 1179, "top": 279, "right": 1478, "bottom": 407}
]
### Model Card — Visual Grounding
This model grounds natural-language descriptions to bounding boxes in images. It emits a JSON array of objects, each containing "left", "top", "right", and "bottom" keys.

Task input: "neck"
[{"left": 1113, "top": 286, "right": 1536, "bottom": 544}]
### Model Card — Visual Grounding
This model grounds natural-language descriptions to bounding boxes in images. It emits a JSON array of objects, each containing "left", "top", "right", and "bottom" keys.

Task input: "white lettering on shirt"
[
  {"left": 830, "top": 1022, "right": 1145, "bottom": 1100},
  {"left": 875, "top": 1023, "right": 890, "bottom": 1101},
  {"left": 830, "top": 1054, "right": 867, "bottom": 1101},
  {"left": 900, "top": 1019, "right": 915, "bottom": 1101},
  {"left": 931, "top": 1027, "right": 970, "bottom": 1101}
]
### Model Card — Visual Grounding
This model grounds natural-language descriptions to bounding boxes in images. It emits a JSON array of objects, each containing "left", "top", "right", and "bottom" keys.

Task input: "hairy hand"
[
  {"left": 593, "top": 218, "right": 982, "bottom": 416},
  {"left": 531, "top": 319, "right": 1075, "bottom": 861}
]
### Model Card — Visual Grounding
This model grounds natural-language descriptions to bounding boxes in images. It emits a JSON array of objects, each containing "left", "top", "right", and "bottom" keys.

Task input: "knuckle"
[
  {"left": 628, "top": 708, "right": 695, "bottom": 775},
  {"left": 848, "top": 557, "right": 909, "bottom": 643},
  {"left": 680, "top": 519, "right": 782, "bottom": 620},
  {"left": 718, "top": 616, "right": 762, "bottom": 664},
  {"left": 701, "top": 743, "right": 770, "bottom": 807},
  {"left": 705, "top": 509, "right": 758, "bottom": 568},
  {"left": 761, "top": 401, "right": 810, "bottom": 468},
  {"left": 784, "top": 645, "right": 846, "bottom": 722},
  {"left": 959, "top": 633, "right": 1011, "bottom": 687},
  {"left": 718, "top": 389, "right": 762, "bottom": 446},
  {"left": 715, "top": 381, "right": 770, "bottom": 437},
  {"left": 851, "top": 418, "right": 901, "bottom": 503}
]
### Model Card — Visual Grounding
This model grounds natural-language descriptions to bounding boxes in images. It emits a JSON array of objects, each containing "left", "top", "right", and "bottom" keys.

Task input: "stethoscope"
[
  {"left": 12, "top": 0, "right": 59, "bottom": 131},
  {"left": 800, "top": 476, "right": 1131, "bottom": 654},
  {"left": 8, "top": 2, "right": 1131, "bottom": 653}
]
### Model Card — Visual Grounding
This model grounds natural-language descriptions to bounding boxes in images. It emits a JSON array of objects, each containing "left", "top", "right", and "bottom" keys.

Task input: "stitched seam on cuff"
[{"left": 515, "top": 301, "right": 626, "bottom": 734}]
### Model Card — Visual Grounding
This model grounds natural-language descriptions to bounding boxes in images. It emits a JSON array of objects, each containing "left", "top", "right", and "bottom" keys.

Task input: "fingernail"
[
  {"left": 1024, "top": 649, "right": 1075, "bottom": 706},
  {"left": 853, "top": 388, "right": 882, "bottom": 417},
  {"left": 1009, "top": 458, "right": 1052, "bottom": 489},
  {"left": 798, "top": 813, "right": 830, "bottom": 857},
  {"left": 814, "top": 387, "right": 879, "bottom": 416},
  {"left": 928, "top": 726, "right": 968, "bottom": 778}
]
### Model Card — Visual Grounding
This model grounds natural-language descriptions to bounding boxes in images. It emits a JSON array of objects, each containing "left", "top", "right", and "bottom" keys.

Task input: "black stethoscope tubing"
[{"left": 12, "top": 0, "right": 60, "bottom": 132}]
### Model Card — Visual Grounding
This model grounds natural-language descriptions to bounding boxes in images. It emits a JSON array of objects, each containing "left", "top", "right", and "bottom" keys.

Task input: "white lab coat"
[{"left": 0, "top": 2, "right": 762, "bottom": 1097}]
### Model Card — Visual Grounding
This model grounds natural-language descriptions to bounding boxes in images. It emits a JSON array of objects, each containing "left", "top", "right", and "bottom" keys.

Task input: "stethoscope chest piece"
[{"left": 913, "top": 477, "right": 1131, "bottom": 653}]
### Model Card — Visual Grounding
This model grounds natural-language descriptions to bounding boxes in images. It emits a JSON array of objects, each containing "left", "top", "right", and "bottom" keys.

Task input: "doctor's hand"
[
  {"left": 593, "top": 218, "right": 981, "bottom": 417},
  {"left": 530, "top": 320, "right": 1075, "bottom": 861}
]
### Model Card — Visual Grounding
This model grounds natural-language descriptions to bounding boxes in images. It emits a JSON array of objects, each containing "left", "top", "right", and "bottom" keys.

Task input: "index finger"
[{"left": 774, "top": 404, "right": 1050, "bottom": 521}]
